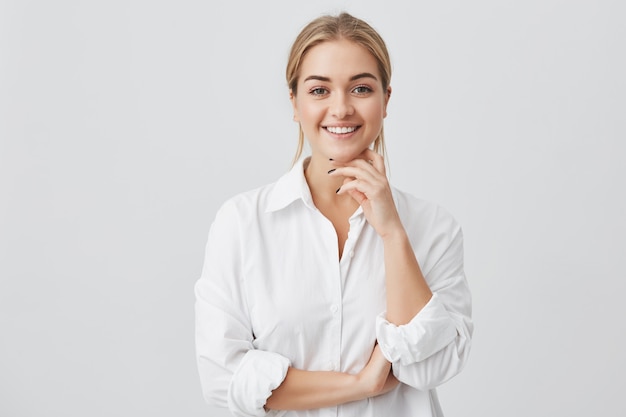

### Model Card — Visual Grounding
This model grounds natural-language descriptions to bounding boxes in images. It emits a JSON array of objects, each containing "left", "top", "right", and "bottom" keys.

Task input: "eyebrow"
[{"left": 303, "top": 72, "right": 379, "bottom": 82}]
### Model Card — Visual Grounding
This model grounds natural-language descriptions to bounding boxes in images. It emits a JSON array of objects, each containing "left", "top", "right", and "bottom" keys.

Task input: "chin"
[{"left": 328, "top": 145, "right": 373, "bottom": 162}]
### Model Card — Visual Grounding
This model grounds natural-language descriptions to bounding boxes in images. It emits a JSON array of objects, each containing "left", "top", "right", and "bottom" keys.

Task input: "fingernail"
[
  {"left": 336, "top": 187, "right": 341, "bottom": 193},
  {"left": 327, "top": 169, "right": 336, "bottom": 174}
]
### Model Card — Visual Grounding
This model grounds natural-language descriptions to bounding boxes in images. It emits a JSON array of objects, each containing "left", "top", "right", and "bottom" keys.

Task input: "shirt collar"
[
  {"left": 265, "top": 157, "right": 315, "bottom": 213},
  {"left": 265, "top": 157, "right": 376, "bottom": 220}
]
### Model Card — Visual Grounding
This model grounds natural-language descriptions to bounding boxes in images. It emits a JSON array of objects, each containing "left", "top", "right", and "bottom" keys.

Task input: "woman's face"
[{"left": 291, "top": 39, "right": 390, "bottom": 163}]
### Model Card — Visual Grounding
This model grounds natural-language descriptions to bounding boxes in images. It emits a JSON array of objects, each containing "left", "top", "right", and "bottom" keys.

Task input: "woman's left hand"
[{"left": 330, "top": 149, "right": 404, "bottom": 239}]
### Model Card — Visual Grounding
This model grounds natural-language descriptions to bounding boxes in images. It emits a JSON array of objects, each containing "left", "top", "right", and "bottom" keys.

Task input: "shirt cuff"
[
  {"left": 227, "top": 349, "right": 291, "bottom": 416},
  {"left": 376, "top": 293, "right": 458, "bottom": 366}
]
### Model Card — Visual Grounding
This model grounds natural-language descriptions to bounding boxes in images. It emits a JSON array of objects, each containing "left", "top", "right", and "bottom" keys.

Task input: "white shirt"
[{"left": 195, "top": 157, "right": 473, "bottom": 417}]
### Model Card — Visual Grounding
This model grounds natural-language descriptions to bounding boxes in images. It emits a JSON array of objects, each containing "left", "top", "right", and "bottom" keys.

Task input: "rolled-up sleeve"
[
  {"left": 228, "top": 350, "right": 290, "bottom": 416},
  {"left": 195, "top": 201, "right": 291, "bottom": 416},
  {"left": 376, "top": 293, "right": 458, "bottom": 364},
  {"left": 376, "top": 216, "right": 473, "bottom": 391}
]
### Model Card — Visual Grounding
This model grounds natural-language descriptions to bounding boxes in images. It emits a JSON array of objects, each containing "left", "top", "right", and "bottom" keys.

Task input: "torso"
[
  {"left": 303, "top": 157, "right": 360, "bottom": 259},
  {"left": 313, "top": 197, "right": 359, "bottom": 259}
]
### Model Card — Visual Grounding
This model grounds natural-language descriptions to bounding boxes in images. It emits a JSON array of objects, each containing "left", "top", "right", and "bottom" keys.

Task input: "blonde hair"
[{"left": 286, "top": 12, "right": 392, "bottom": 165}]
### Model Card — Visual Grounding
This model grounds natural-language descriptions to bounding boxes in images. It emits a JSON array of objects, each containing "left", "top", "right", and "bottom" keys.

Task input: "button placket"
[{"left": 315, "top": 208, "right": 344, "bottom": 375}]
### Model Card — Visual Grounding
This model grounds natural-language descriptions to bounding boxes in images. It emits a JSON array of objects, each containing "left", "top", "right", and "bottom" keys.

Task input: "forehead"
[{"left": 299, "top": 39, "right": 380, "bottom": 82}]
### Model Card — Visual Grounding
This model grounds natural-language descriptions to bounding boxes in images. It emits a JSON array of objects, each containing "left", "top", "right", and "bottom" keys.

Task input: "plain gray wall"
[{"left": 1, "top": 0, "right": 624, "bottom": 416}]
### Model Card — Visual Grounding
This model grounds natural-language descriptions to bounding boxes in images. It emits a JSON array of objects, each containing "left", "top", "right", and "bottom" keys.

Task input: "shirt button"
[
  {"left": 349, "top": 251, "right": 355, "bottom": 258},
  {"left": 330, "top": 304, "right": 338, "bottom": 314},
  {"left": 327, "top": 361, "right": 336, "bottom": 370}
]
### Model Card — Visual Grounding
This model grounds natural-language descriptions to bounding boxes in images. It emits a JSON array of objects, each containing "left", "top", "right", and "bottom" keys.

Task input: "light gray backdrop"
[{"left": 1, "top": 0, "right": 624, "bottom": 416}]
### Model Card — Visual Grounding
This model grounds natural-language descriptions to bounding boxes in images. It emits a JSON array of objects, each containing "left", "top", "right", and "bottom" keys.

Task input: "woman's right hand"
[{"left": 356, "top": 344, "right": 400, "bottom": 396}]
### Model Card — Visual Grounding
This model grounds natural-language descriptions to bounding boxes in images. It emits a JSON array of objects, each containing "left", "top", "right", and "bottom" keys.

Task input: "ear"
[
  {"left": 290, "top": 89, "right": 299, "bottom": 122},
  {"left": 383, "top": 86, "right": 392, "bottom": 118}
]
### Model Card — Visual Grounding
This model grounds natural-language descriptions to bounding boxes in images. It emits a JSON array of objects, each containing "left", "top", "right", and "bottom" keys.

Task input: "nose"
[{"left": 330, "top": 93, "right": 354, "bottom": 119}]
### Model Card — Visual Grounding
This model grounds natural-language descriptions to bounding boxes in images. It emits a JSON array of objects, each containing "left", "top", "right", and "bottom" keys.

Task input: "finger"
[
  {"left": 336, "top": 177, "right": 375, "bottom": 198},
  {"left": 338, "top": 153, "right": 384, "bottom": 180},
  {"left": 329, "top": 164, "right": 379, "bottom": 184},
  {"left": 347, "top": 189, "right": 367, "bottom": 205},
  {"left": 348, "top": 158, "right": 385, "bottom": 179},
  {"left": 361, "top": 148, "right": 386, "bottom": 175}
]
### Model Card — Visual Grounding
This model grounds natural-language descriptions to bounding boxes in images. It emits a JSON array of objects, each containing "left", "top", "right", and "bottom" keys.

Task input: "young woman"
[{"left": 195, "top": 12, "right": 473, "bottom": 417}]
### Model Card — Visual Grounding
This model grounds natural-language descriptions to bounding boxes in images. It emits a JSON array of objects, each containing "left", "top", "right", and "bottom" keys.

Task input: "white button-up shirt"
[{"left": 195, "top": 158, "right": 473, "bottom": 417}]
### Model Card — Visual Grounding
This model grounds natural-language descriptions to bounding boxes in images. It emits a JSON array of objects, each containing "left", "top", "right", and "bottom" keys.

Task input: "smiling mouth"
[{"left": 324, "top": 126, "right": 360, "bottom": 134}]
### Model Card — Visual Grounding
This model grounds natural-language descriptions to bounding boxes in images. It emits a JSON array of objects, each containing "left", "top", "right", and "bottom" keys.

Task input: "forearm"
[
  {"left": 382, "top": 229, "right": 432, "bottom": 325},
  {"left": 265, "top": 368, "right": 361, "bottom": 411},
  {"left": 266, "top": 347, "right": 398, "bottom": 412}
]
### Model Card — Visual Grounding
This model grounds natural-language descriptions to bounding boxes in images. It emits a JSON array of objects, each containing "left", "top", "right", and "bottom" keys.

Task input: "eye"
[
  {"left": 309, "top": 87, "right": 329, "bottom": 96},
  {"left": 353, "top": 85, "right": 373, "bottom": 95}
]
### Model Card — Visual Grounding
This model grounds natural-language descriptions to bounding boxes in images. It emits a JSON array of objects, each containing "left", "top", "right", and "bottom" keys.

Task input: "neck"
[{"left": 304, "top": 156, "right": 356, "bottom": 209}]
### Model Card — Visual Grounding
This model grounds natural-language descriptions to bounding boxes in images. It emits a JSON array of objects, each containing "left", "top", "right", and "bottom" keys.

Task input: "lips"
[{"left": 324, "top": 126, "right": 360, "bottom": 134}]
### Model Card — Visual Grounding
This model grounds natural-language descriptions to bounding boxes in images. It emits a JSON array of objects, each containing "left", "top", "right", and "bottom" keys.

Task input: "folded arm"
[
  {"left": 378, "top": 214, "right": 473, "bottom": 390},
  {"left": 266, "top": 344, "right": 398, "bottom": 411},
  {"left": 195, "top": 201, "right": 399, "bottom": 416}
]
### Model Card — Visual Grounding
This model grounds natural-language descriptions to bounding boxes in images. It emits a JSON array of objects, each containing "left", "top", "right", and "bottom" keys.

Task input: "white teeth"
[{"left": 327, "top": 126, "right": 357, "bottom": 134}]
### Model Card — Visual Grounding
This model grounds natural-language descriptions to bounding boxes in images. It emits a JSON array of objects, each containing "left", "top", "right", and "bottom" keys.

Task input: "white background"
[{"left": 1, "top": 0, "right": 624, "bottom": 416}]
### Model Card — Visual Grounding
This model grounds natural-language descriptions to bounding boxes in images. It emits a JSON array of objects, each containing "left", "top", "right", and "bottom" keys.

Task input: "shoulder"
[
  {"left": 206, "top": 182, "right": 280, "bottom": 252},
  {"left": 213, "top": 181, "right": 278, "bottom": 224},
  {"left": 213, "top": 160, "right": 307, "bottom": 222},
  {"left": 392, "top": 187, "right": 461, "bottom": 235},
  {"left": 391, "top": 187, "right": 465, "bottom": 278}
]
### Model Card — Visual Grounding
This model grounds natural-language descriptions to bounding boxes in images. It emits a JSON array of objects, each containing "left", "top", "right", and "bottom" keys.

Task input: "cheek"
[
  {"left": 362, "top": 101, "right": 386, "bottom": 124},
  {"left": 297, "top": 101, "right": 323, "bottom": 125}
]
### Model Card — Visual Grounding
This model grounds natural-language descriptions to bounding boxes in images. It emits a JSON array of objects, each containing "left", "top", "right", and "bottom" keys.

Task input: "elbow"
[
  {"left": 197, "top": 356, "right": 230, "bottom": 408},
  {"left": 395, "top": 328, "right": 472, "bottom": 391},
  {"left": 198, "top": 349, "right": 291, "bottom": 416},
  {"left": 200, "top": 384, "right": 227, "bottom": 410}
]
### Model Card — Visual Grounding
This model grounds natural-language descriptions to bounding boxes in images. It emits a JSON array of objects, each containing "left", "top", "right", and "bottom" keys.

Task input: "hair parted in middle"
[{"left": 286, "top": 12, "right": 392, "bottom": 165}]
